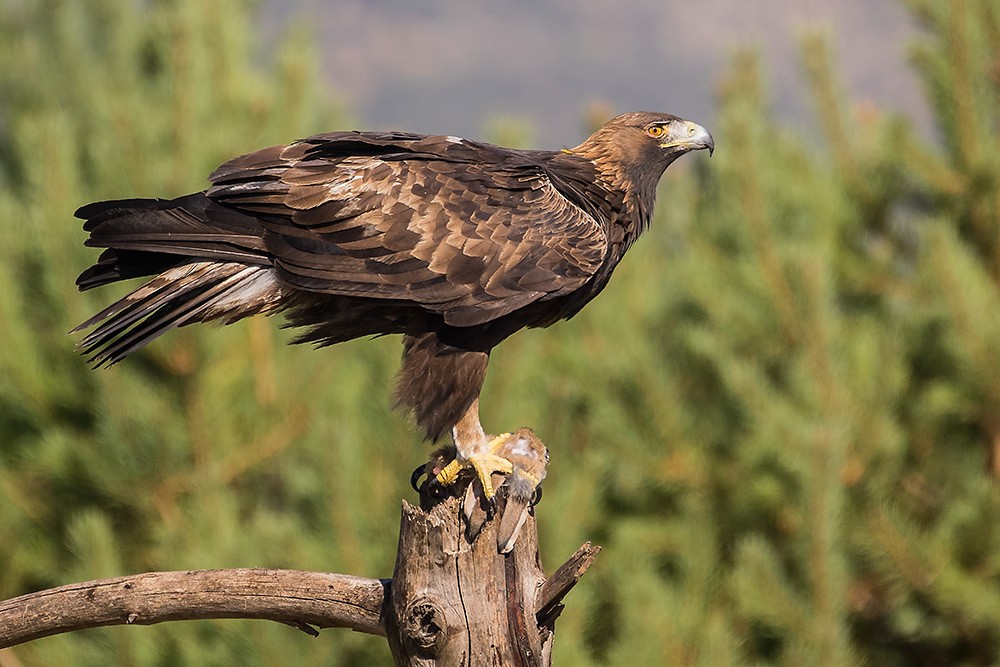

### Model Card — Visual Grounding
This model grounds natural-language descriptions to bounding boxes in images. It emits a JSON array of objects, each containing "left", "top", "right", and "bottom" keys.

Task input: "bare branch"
[
  {"left": 536, "top": 542, "right": 602, "bottom": 628},
  {"left": 0, "top": 568, "right": 386, "bottom": 649}
]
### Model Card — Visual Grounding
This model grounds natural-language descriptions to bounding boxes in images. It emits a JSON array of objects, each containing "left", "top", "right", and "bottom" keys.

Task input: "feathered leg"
[{"left": 436, "top": 398, "right": 512, "bottom": 498}]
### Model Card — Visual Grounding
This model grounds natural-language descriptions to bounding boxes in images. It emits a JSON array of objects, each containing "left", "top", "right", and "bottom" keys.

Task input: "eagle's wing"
[{"left": 207, "top": 132, "right": 608, "bottom": 327}]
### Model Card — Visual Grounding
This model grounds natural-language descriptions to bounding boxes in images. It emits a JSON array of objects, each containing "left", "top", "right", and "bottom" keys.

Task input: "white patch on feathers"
[
  {"left": 201, "top": 265, "right": 282, "bottom": 320},
  {"left": 130, "top": 261, "right": 282, "bottom": 322},
  {"left": 326, "top": 171, "right": 364, "bottom": 197},
  {"left": 509, "top": 435, "right": 535, "bottom": 459}
]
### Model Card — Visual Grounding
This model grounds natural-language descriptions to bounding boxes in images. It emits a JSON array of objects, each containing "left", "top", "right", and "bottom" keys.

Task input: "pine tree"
[{"left": 528, "top": 0, "right": 1000, "bottom": 663}]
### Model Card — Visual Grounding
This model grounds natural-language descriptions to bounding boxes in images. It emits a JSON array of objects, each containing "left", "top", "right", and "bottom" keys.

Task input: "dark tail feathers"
[
  {"left": 75, "top": 193, "right": 270, "bottom": 290},
  {"left": 73, "top": 193, "right": 281, "bottom": 366}
]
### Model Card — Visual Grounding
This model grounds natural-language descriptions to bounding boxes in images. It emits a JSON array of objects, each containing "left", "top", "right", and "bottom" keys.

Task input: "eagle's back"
[{"left": 207, "top": 131, "right": 622, "bottom": 328}]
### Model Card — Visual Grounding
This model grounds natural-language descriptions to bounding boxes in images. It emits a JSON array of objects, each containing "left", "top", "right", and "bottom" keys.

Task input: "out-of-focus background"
[
  {"left": 259, "top": 0, "right": 929, "bottom": 145},
  {"left": 1, "top": 0, "right": 999, "bottom": 665}
]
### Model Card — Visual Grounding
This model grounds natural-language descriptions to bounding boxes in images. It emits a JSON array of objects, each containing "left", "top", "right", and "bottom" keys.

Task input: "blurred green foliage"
[{"left": 2, "top": 0, "right": 1000, "bottom": 665}]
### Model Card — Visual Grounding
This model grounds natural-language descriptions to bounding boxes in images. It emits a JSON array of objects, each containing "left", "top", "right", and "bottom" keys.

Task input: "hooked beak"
[{"left": 661, "top": 120, "right": 715, "bottom": 156}]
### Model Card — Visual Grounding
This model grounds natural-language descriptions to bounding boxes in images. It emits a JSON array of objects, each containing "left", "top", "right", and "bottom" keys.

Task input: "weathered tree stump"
[
  {"left": 386, "top": 496, "right": 548, "bottom": 665},
  {"left": 0, "top": 464, "right": 599, "bottom": 665}
]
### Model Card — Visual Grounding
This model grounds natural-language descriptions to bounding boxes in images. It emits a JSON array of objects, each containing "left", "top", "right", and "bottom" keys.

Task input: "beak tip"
[{"left": 686, "top": 121, "right": 714, "bottom": 156}]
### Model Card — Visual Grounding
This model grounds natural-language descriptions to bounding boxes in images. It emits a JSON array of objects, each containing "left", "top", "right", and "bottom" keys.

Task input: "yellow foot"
[{"left": 435, "top": 433, "right": 513, "bottom": 499}]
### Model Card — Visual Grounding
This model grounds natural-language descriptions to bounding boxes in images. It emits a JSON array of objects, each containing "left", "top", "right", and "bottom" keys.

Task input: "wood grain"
[{"left": 0, "top": 569, "right": 386, "bottom": 647}]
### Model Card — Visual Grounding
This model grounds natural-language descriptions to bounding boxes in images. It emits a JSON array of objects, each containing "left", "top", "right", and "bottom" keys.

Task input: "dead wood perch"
[
  {"left": 0, "top": 569, "right": 387, "bottom": 645},
  {"left": 0, "top": 494, "right": 599, "bottom": 665}
]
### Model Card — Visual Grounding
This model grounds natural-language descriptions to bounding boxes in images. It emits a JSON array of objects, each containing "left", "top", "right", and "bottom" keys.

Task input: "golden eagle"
[{"left": 74, "top": 111, "right": 713, "bottom": 498}]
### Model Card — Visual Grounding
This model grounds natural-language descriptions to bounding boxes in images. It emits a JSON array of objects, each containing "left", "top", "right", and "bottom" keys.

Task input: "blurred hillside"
[
  {"left": 2, "top": 1, "right": 1000, "bottom": 666},
  {"left": 261, "top": 0, "right": 926, "bottom": 145}
]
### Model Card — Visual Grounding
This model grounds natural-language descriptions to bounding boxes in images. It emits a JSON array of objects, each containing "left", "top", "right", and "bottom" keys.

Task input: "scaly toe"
[
  {"left": 435, "top": 458, "right": 464, "bottom": 487},
  {"left": 469, "top": 453, "right": 514, "bottom": 499},
  {"left": 434, "top": 450, "right": 514, "bottom": 500}
]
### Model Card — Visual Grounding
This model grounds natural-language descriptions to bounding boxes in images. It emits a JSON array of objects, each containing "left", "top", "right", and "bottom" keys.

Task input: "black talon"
[
  {"left": 411, "top": 464, "right": 448, "bottom": 498},
  {"left": 531, "top": 484, "right": 543, "bottom": 506},
  {"left": 410, "top": 464, "right": 427, "bottom": 493}
]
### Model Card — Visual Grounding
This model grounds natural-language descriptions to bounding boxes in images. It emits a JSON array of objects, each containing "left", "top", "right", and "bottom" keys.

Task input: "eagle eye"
[{"left": 646, "top": 125, "right": 666, "bottom": 139}]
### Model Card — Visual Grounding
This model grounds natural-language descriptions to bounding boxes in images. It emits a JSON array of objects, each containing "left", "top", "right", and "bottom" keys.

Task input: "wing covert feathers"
[
  {"left": 207, "top": 133, "right": 610, "bottom": 326},
  {"left": 73, "top": 129, "right": 625, "bottom": 367}
]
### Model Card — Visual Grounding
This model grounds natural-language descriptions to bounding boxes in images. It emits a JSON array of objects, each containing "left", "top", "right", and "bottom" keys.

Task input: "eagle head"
[
  {"left": 570, "top": 111, "right": 714, "bottom": 216},
  {"left": 595, "top": 111, "right": 713, "bottom": 160}
]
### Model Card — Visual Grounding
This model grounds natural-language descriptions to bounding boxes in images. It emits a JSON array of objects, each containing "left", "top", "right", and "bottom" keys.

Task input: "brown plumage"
[{"left": 74, "top": 111, "right": 713, "bottom": 493}]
